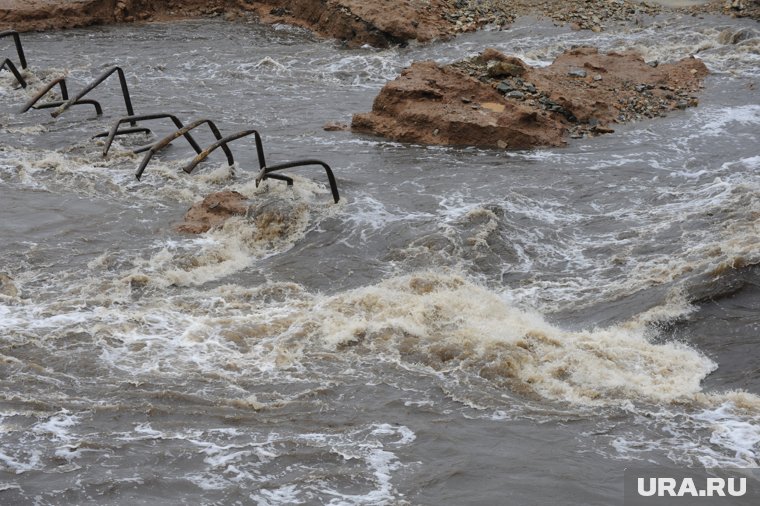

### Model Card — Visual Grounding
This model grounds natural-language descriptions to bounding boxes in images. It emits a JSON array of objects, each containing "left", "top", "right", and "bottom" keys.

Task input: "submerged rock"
[
  {"left": 176, "top": 190, "right": 249, "bottom": 234},
  {"left": 351, "top": 47, "right": 708, "bottom": 149},
  {"left": 176, "top": 190, "right": 310, "bottom": 239}
]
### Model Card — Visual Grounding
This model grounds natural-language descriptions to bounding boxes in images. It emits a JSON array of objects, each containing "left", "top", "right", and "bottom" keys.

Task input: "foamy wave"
[
  {"left": 307, "top": 272, "right": 721, "bottom": 406},
  {"left": 123, "top": 177, "right": 342, "bottom": 287}
]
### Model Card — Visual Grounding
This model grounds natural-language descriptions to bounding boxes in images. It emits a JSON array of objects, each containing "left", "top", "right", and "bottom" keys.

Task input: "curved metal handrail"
[
  {"left": 135, "top": 118, "right": 233, "bottom": 180},
  {"left": 99, "top": 113, "right": 203, "bottom": 157},
  {"left": 19, "top": 76, "right": 102, "bottom": 115},
  {"left": 255, "top": 160, "right": 340, "bottom": 204},
  {"left": 0, "top": 31, "right": 27, "bottom": 69},
  {"left": 32, "top": 99, "right": 103, "bottom": 115},
  {"left": 1, "top": 58, "right": 26, "bottom": 88},
  {"left": 20, "top": 76, "right": 68, "bottom": 112},
  {"left": 180, "top": 129, "right": 339, "bottom": 203},
  {"left": 180, "top": 129, "right": 266, "bottom": 175},
  {"left": 51, "top": 66, "right": 135, "bottom": 121}
]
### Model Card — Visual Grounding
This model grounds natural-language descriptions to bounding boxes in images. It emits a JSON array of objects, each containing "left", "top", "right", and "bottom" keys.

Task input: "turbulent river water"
[{"left": 1, "top": 12, "right": 759, "bottom": 505}]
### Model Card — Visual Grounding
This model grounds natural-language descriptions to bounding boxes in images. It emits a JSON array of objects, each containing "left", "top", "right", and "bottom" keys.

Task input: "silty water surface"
[{"left": 0, "top": 12, "right": 759, "bottom": 505}]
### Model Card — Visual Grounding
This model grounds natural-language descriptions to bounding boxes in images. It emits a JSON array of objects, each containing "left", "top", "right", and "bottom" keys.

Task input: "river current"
[{"left": 1, "top": 12, "right": 759, "bottom": 505}]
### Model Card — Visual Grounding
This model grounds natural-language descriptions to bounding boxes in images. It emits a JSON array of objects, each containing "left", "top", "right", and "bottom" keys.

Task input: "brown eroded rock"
[
  {"left": 1, "top": 0, "right": 756, "bottom": 46},
  {"left": 351, "top": 47, "right": 708, "bottom": 149},
  {"left": 175, "top": 190, "right": 310, "bottom": 240},
  {"left": 352, "top": 60, "right": 567, "bottom": 149},
  {"left": 0, "top": 0, "right": 230, "bottom": 32},
  {"left": 176, "top": 190, "right": 249, "bottom": 234},
  {"left": 0, "top": 0, "right": 467, "bottom": 47},
  {"left": 243, "top": 0, "right": 458, "bottom": 47}
]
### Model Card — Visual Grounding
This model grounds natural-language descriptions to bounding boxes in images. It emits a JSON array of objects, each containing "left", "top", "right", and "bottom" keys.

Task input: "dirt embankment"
[
  {"left": 1, "top": 0, "right": 490, "bottom": 46},
  {"left": 4, "top": 0, "right": 757, "bottom": 47},
  {"left": 351, "top": 47, "right": 708, "bottom": 149}
]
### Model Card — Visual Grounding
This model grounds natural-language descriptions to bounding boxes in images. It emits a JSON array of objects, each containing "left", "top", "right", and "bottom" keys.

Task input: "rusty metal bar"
[
  {"left": 179, "top": 129, "right": 339, "bottom": 203},
  {"left": 135, "top": 118, "right": 233, "bottom": 180},
  {"left": 259, "top": 173, "right": 294, "bottom": 186},
  {"left": 19, "top": 76, "right": 102, "bottom": 115},
  {"left": 0, "top": 30, "right": 27, "bottom": 69},
  {"left": 19, "top": 77, "right": 68, "bottom": 112},
  {"left": 255, "top": 160, "right": 340, "bottom": 204},
  {"left": 180, "top": 129, "right": 266, "bottom": 175},
  {"left": 32, "top": 99, "right": 102, "bottom": 115},
  {"left": 99, "top": 113, "right": 203, "bottom": 157},
  {"left": 51, "top": 66, "right": 135, "bottom": 122},
  {"left": 0, "top": 58, "right": 26, "bottom": 88}
]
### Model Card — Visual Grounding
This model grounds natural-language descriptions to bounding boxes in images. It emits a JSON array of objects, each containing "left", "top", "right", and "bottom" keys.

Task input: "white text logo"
[{"left": 637, "top": 477, "right": 746, "bottom": 498}]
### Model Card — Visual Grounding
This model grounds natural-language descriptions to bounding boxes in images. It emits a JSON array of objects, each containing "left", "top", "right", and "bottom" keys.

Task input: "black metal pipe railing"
[
  {"left": 1, "top": 34, "right": 341, "bottom": 205},
  {"left": 50, "top": 66, "right": 135, "bottom": 122},
  {"left": 19, "top": 76, "right": 102, "bottom": 115},
  {"left": 255, "top": 159, "right": 340, "bottom": 204},
  {"left": 0, "top": 30, "right": 27, "bottom": 69},
  {"left": 180, "top": 129, "right": 266, "bottom": 174},
  {"left": 99, "top": 113, "right": 203, "bottom": 157},
  {"left": 1, "top": 58, "right": 26, "bottom": 88},
  {"left": 135, "top": 118, "right": 233, "bottom": 180},
  {"left": 180, "top": 129, "right": 339, "bottom": 203}
]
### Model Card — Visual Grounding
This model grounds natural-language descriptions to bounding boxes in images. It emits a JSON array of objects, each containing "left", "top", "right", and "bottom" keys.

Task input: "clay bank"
[
  {"left": 351, "top": 47, "right": 708, "bottom": 149},
  {"left": 2, "top": 0, "right": 758, "bottom": 46}
]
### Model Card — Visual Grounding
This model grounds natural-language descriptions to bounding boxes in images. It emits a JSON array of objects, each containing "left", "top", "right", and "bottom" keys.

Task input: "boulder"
[
  {"left": 176, "top": 190, "right": 249, "bottom": 234},
  {"left": 352, "top": 47, "right": 708, "bottom": 149}
]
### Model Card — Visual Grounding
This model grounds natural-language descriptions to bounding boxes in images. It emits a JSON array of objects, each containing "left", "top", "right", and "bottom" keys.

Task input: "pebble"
[
  {"left": 506, "top": 90, "right": 525, "bottom": 99},
  {"left": 568, "top": 69, "right": 587, "bottom": 78}
]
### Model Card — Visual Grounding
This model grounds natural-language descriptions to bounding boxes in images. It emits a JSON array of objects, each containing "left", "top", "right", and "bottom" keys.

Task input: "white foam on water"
[
  {"left": 0, "top": 449, "right": 41, "bottom": 475},
  {"left": 308, "top": 272, "right": 727, "bottom": 407},
  {"left": 255, "top": 485, "right": 303, "bottom": 506},
  {"left": 693, "top": 401, "right": 760, "bottom": 468},
  {"left": 124, "top": 176, "right": 342, "bottom": 287},
  {"left": 602, "top": 396, "right": 760, "bottom": 468},
  {"left": 32, "top": 410, "right": 80, "bottom": 442},
  {"left": 698, "top": 104, "right": 760, "bottom": 137}
]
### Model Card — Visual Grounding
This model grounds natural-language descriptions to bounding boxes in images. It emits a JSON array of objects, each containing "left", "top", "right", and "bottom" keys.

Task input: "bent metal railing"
[
  {"left": 50, "top": 66, "right": 135, "bottom": 121},
  {"left": 99, "top": 113, "right": 203, "bottom": 157},
  {"left": 1, "top": 30, "right": 340, "bottom": 206},
  {"left": 135, "top": 118, "right": 233, "bottom": 180},
  {"left": 256, "top": 159, "right": 340, "bottom": 204},
  {"left": 1, "top": 31, "right": 28, "bottom": 89},
  {"left": 0, "top": 31, "right": 28, "bottom": 69},
  {"left": 0, "top": 58, "right": 26, "bottom": 88},
  {"left": 181, "top": 130, "right": 339, "bottom": 204},
  {"left": 19, "top": 76, "right": 102, "bottom": 115}
]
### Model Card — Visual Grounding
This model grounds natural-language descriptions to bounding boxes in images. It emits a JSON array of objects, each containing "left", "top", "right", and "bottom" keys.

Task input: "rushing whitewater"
[{"left": 1, "top": 13, "right": 759, "bottom": 505}]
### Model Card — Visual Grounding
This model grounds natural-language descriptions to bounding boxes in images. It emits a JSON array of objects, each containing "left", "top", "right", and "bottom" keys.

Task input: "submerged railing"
[
  {"left": 135, "top": 118, "right": 233, "bottom": 180},
  {"left": 20, "top": 76, "right": 102, "bottom": 115},
  {"left": 1, "top": 29, "right": 341, "bottom": 207},
  {"left": 99, "top": 113, "right": 203, "bottom": 157},
  {"left": 0, "top": 58, "right": 26, "bottom": 88},
  {"left": 51, "top": 66, "right": 135, "bottom": 120},
  {"left": 1, "top": 31, "right": 28, "bottom": 88},
  {"left": 0, "top": 31, "right": 28, "bottom": 69}
]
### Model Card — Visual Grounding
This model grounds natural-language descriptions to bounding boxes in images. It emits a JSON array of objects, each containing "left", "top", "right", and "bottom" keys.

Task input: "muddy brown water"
[{"left": 1, "top": 13, "right": 759, "bottom": 505}]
